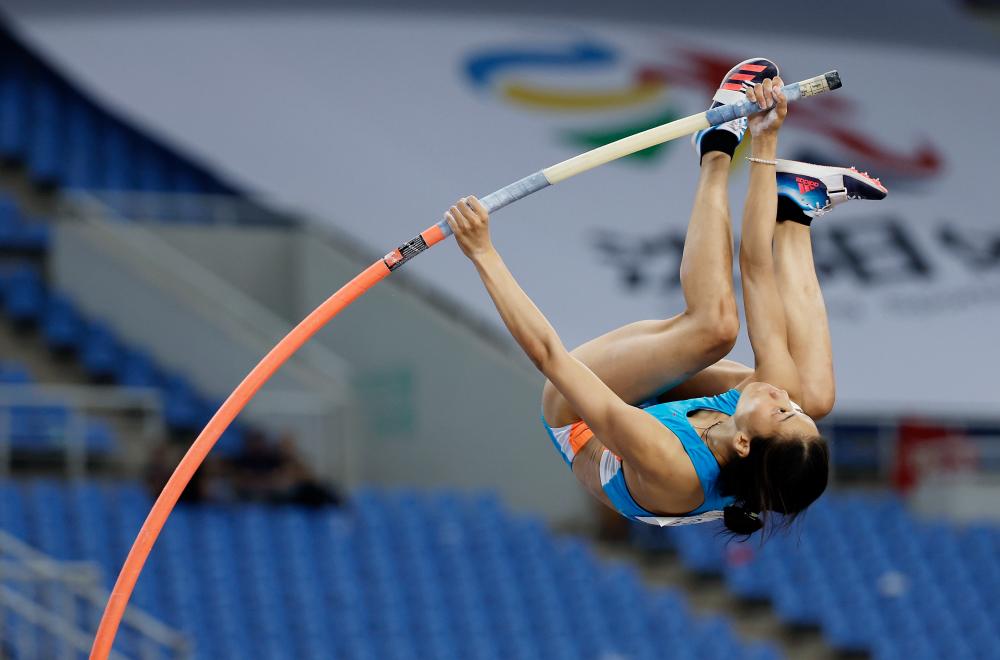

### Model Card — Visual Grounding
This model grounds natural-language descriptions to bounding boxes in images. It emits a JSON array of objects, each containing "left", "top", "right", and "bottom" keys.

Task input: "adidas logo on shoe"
[
  {"left": 796, "top": 177, "right": 821, "bottom": 194},
  {"left": 776, "top": 159, "right": 888, "bottom": 225}
]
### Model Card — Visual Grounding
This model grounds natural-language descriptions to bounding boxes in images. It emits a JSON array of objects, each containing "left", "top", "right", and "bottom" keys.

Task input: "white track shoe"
[
  {"left": 692, "top": 57, "right": 780, "bottom": 158},
  {"left": 776, "top": 159, "right": 888, "bottom": 223}
]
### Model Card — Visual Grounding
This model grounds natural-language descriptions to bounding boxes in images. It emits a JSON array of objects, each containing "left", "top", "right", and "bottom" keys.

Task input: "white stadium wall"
[{"left": 17, "top": 13, "right": 1000, "bottom": 415}]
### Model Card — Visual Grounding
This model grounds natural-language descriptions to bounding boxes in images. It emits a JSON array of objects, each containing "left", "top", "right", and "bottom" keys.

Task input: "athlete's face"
[{"left": 731, "top": 382, "right": 819, "bottom": 455}]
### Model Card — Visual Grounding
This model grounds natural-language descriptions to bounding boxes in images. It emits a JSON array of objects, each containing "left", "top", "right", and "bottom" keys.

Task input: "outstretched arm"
[
  {"left": 445, "top": 197, "right": 670, "bottom": 467},
  {"left": 739, "top": 79, "right": 803, "bottom": 401}
]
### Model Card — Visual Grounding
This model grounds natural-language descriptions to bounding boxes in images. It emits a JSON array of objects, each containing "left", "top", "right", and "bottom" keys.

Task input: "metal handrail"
[
  {"left": 0, "top": 585, "right": 130, "bottom": 660},
  {"left": 0, "top": 383, "right": 163, "bottom": 410},
  {"left": 0, "top": 383, "right": 165, "bottom": 477},
  {"left": 0, "top": 529, "right": 190, "bottom": 657}
]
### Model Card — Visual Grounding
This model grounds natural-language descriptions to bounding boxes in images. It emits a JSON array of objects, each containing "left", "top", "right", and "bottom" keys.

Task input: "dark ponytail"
[
  {"left": 723, "top": 505, "right": 763, "bottom": 535},
  {"left": 718, "top": 434, "right": 829, "bottom": 538}
]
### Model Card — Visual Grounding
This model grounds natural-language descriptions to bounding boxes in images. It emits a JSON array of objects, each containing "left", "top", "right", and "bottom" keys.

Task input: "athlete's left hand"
[{"left": 445, "top": 196, "right": 494, "bottom": 260}]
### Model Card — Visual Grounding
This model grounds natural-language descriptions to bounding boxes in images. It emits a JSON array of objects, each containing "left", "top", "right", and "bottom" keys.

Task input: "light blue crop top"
[{"left": 640, "top": 388, "right": 741, "bottom": 516}]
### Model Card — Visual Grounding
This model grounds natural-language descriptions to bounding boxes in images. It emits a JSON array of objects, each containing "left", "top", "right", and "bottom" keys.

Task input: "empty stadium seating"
[
  {"left": 0, "top": 197, "right": 47, "bottom": 254},
  {"left": 0, "top": 253, "right": 246, "bottom": 454},
  {"left": 0, "top": 261, "right": 44, "bottom": 324},
  {"left": 0, "top": 479, "right": 784, "bottom": 660},
  {"left": 631, "top": 495, "right": 1000, "bottom": 660},
  {"left": 0, "top": 24, "right": 234, "bottom": 199}
]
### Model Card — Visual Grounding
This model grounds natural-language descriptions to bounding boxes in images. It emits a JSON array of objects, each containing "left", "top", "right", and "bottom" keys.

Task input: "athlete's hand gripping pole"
[{"left": 90, "top": 70, "right": 841, "bottom": 659}]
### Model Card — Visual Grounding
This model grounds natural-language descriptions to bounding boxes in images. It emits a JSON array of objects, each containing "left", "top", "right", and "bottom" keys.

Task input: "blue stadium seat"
[
  {"left": 80, "top": 321, "right": 122, "bottom": 381},
  {"left": 63, "top": 97, "right": 102, "bottom": 190},
  {"left": 28, "top": 74, "right": 64, "bottom": 185},
  {"left": 162, "top": 375, "right": 207, "bottom": 432},
  {"left": 42, "top": 293, "right": 85, "bottom": 352},
  {"left": 0, "top": 481, "right": 29, "bottom": 540},
  {"left": 0, "top": 360, "right": 31, "bottom": 384},
  {"left": 672, "top": 524, "right": 726, "bottom": 574},
  {"left": 67, "top": 481, "right": 116, "bottom": 579},
  {"left": 214, "top": 420, "right": 246, "bottom": 455},
  {"left": 136, "top": 141, "right": 169, "bottom": 192},
  {"left": 0, "top": 197, "right": 50, "bottom": 253},
  {"left": 115, "top": 348, "right": 159, "bottom": 388},
  {"left": 3, "top": 264, "right": 45, "bottom": 324},
  {"left": 10, "top": 221, "right": 49, "bottom": 252},
  {"left": 9, "top": 402, "right": 69, "bottom": 448},
  {"left": 0, "top": 53, "right": 30, "bottom": 160},
  {"left": 0, "top": 197, "right": 19, "bottom": 246},
  {"left": 102, "top": 120, "right": 135, "bottom": 191},
  {"left": 84, "top": 419, "right": 117, "bottom": 453},
  {"left": 24, "top": 479, "right": 72, "bottom": 560}
]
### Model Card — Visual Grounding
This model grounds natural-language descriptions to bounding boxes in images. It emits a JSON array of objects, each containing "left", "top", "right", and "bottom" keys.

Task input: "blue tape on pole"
[
  {"left": 435, "top": 171, "right": 550, "bottom": 236},
  {"left": 704, "top": 74, "right": 835, "bottom": 126}
]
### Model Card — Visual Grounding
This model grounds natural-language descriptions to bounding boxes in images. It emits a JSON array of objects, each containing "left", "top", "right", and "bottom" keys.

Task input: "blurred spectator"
[
  {"left": 274, "top": 433, "right": 342, "bottom": 507},
  {"left": 230, "top": 429, "right": 284, "bottom": 502},
  {"left": 146, "top": 441, "right": 233, "bottom": 503},
  {"left": 231, "top": 429, "right": 341, "bottom": 507}
]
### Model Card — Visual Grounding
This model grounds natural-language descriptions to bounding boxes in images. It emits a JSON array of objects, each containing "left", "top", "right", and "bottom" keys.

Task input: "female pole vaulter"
[{"left": 444, "top": 60, "right": 886, "bottom": 536}]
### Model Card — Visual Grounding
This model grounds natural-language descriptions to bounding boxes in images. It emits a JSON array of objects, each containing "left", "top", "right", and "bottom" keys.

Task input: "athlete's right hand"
[
  {"left": 746, "top": 77, "right": 787, "bottom": 137},
  {"left": 445, "top": 196, "right": 495, "bottom": 260}
]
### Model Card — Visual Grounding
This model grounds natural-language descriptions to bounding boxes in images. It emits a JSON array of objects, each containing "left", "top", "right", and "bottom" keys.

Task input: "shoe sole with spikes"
[{"left": 776, "top": 159, "right": 887, "bottom": 222}]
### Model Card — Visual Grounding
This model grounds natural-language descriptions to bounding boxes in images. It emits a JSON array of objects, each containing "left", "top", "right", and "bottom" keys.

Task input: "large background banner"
[{"left": 14, "top": 12, "right": 1000, "bottom": 415}]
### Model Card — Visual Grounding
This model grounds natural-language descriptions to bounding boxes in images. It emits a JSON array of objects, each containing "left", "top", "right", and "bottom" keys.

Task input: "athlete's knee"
[
  {"left": 714, "top": 306, "right": 740, "bottom": 349},
  {"left": 802, "top": 388, "right": 836, "bottom": 420},
  {"left": 687, "top": 301, "right": 739, "bottom": 356}
]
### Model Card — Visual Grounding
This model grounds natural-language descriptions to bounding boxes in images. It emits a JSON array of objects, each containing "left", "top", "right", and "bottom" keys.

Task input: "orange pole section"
[
  {"left": 90, "top": 258, "right": 393, "bottom": 659},
  {"left": 421, "top": 224, "right": 446, "bottom": 247}
]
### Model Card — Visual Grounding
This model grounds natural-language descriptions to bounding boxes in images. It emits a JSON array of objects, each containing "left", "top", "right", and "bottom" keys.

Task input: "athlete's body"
[{"left": 446, "top": 60, "right": 886, "bottom": 534}]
